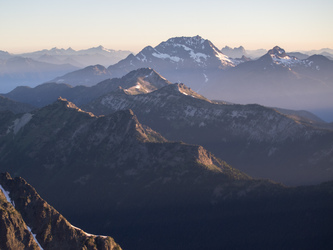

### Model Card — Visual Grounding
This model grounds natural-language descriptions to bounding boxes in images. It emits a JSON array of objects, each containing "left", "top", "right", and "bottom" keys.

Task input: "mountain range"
[
  {"left": 2, "top": 67, "right": 332, "bottom": 185},
  {"left": 42, "top": 36, "right": 333, "bottom": 121},
  {"left": 0, "top": 56, "right": 79, "bottom": 93},
  {"left": 221, "top": 46, "right": 333, "bottom": 60},
  {"left": 0, "top": 46, "right": 131, "bottom": 93},
  {"left": 0, "top": 97, "right": 333, "bottom": 249},
  {"left": 83, "top": 79, "right": 333, "bottom": 185},
  {"left": 1, "top": 35, "right": 333, "bottom": 249},
  {"left": 202, "top": 47, "right": 333, "bottom": 121},
  {"left": 2, "top": 46, "right": 131, "bottom": 68},
  {"left": 0, "top": 97, "right": 253, "bottom": 249},
  {"left": 221, "top": 45, "right": 250, "bottom": 58}
]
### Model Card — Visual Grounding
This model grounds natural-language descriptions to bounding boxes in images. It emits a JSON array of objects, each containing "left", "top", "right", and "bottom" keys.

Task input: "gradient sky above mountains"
[{"left": 1, "top": 0, "right": 332, "bottom": 53}]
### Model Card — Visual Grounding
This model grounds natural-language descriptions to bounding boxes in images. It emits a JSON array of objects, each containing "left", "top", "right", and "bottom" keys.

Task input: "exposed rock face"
[
  {"left": 0, "top": 186, "right": 40, "bottom": 250},
  {"left": 0, "top": 172, "right": 121, "bottom": 250}
]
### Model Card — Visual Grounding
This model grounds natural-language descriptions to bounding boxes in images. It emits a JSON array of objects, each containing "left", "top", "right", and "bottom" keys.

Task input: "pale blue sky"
[{"left": 0, "top": 0, "right": 332, "bottom": 53}]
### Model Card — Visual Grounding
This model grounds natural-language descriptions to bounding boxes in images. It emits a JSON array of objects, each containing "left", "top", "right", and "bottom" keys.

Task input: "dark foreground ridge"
[{"left": 0, "top": 172, "right": 121, "bottom": 250}]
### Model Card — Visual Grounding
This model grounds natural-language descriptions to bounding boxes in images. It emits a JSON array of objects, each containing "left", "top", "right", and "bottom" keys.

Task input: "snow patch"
[
  {"left": 211, "top": 46, "right": 235, "bottom": 66},
  {"left": 0, "top": 185, "right": 43, "bottom": 248},
  {"left": 268, "top": 147, "right": 277, "bottom": 157},
  {"left": 70, "top": 224, "right": 108, "bottom": 238},
  {"left": 10, "top": 113, "right": 33, "bottom": 134},
  {"left": 152, "top": 52, "right": 181, "bottom": 62},
  {"left": 230, "top": 111, "right": 247, "bottom": 118},
  {"left": 0, "top": 184, "right": 14, "bottom": 207},
  {"left": 180, "top": 90, "right": 188, "bottom": 95},
  {"left": 139, "top": 53, "right": 147, "bottom": 62},
  {"left": 184, "top": 106, "right": 197, "bottom": 117},
  {"left": 27, "top": 226, "right": 44, "bottom": 250},
  {"left": 177, "top": 44, "right": 209, "bottom": 63},
  {"left": 203, "top": 73, "right": 208, "bottom": 83},
  {"left": 271, "top": 54, "right": 301, "bottom": 66},
  {"left": 199, "top": 122, "right": 206, "bottom": 127}
]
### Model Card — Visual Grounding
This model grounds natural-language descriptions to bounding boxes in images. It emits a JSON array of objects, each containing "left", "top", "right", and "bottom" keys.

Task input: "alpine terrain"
[
  {"left": 51, "top": 36, "right": 333, "bottom": 121},
  {"left": 84, "top": 76, "right": 333, "bottom": 185},
  {"left": 2, "top": 67, "right": 333, "bottom": 185},
  {"left": 202, "top": 46, "right": 333, "bottom": 121},
  {"left": 0, "top": 97, "right": 333, "bottom": 249}
]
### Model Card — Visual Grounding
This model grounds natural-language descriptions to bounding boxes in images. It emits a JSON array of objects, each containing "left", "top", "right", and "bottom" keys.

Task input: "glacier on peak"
[
  {"left": 152, "top": 36, "right": 237, "bottom": 67},
  {"left": 152, "top": 52, "right": 182, "bottom": 62}
]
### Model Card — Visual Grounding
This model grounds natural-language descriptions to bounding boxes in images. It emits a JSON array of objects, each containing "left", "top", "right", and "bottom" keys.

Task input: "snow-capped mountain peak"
[
  {"left": 268, "top": 46, "right": 287, "bottom": 57},
  {"left": 106, "top": 35, "right": 241, "bottom": 91},
  {"left": 266, "top": 46, "right": 302, "bottom": 67},
  {"left": 164, "top": 35, "right": 206, "bottom": 48},
  {"left": 137, "top": 35, "right": 237, "bottom": 68}
]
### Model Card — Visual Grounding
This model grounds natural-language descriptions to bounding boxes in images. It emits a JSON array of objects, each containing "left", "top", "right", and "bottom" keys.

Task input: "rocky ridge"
[
  {"left": 0, "top": 97, "right": 253, "bottom": 210},
  {"left": 84, "top": 82, "right": 333, "bottom": 185},
  {"left": 0, "top": 172, "right": 121, "bottom": 250},
  {"left": 1, "top": 98, "right": 333, "bottom": 250}
]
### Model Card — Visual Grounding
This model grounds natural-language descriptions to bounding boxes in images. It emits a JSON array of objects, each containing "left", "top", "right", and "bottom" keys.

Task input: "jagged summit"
[
  {"left": 100, "top": 68, "right": 171, "bottom": 95},
  {"left": 55, "top": 97, "right": 95, "bottom": 116},
  {"left": 257, "top": 45, "right": 302, "bottom": 67},
  {"left": 162, "top": 35, "right": 206, "bottom": 47},
  {"left": 120, "top": 67, "right": 170, "bottom": 85},
  {"left": 154, "top": 35, "right": 235, "bottom": 67},
  {"left": 267, "top": 46, "right": 288, "bottom": 58},
  {"left": 221, "top": 45, "right": 247, "bottom": 58},
  {"left": 110, "top": 35, "right": 236, "bottom": 74}
]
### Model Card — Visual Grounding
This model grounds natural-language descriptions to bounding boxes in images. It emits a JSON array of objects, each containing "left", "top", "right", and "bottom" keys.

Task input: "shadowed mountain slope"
[
  {"left": 0, "top": 98, "right": 333, "bottom": 250},
  {"left": 0, "top": 172, "right": 121, "bottom": 250},
  {"left": 84, "top": 82, "right": 333, "bottom": 185}
]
